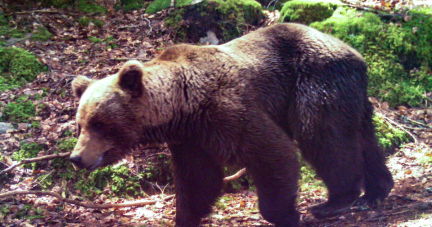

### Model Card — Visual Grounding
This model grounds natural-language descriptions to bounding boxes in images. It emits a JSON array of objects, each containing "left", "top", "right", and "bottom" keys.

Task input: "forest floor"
[{"left": 1, "top": 1, "right": 432, "bottom": 226}]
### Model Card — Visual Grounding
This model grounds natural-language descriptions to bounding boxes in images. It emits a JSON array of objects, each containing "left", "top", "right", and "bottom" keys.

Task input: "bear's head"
[{"left": 70, "top": 60, "right": 151, "bottom": 171}]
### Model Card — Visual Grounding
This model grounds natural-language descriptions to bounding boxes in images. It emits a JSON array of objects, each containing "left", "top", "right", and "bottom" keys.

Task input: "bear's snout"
[{"left": 69, "top": 155, "right": 84, "bottom": 169}]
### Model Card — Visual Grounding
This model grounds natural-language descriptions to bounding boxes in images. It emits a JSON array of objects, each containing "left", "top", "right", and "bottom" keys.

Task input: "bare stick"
[
  {"left": 406, "top": 117, "right": 432, "bottom": 129},
  {"left": 0, "top": 190, "right": 174, "bottom": 209},
  {"left": 375, "top": 112, "right": 418, "bottom": 144},
  {"left": 223, "top": 168, "right": 247, "bottom": 182},
  {"left": 0, "top": 152, "right": 71, "bottom": 175}
]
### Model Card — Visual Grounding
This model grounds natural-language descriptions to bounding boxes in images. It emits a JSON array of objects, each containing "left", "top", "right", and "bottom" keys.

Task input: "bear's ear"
[
  {"left": 72, "top": 76, "right": 92, "bottom": 100},
  {"left": 117, "top": 60, "right": 144, "bottom": 97}
]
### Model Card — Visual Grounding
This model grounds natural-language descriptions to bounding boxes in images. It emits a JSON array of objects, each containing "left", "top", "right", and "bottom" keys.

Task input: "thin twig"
[
  {"left": 375, "top": 112, "right": 418, "bottom": 144},
  {"left": 48, "top": 75, "right": 77, "bottom": 97},
  {"left": 0, "top": 152, "right": 71, "bottom": 175},
  {"left": 406, "top": 117, "right": 432, "bottom": 129},
  {"left": 143, "top": 17, "right": 152, "bottom": 35},
  {"left": 223, "top": 168, "right": 247, "bottom": 182},
  {"left": 0, "top": 190, "right": 174, "bottom": 209},
  {"left": 30, "top": 170, "right": 55, "bottom": 190}
]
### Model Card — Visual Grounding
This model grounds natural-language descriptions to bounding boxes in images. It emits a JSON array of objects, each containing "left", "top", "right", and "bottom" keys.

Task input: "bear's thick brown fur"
[{"left": 70, "top": 23, "right": 393, "bottom": 227}]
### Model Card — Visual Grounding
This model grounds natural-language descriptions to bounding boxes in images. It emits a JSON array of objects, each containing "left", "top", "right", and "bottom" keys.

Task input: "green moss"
[
  {"left": 311, "top": 7, "right": 432, "bottom": 107},
  {"left": 31, "top": 27, "right": 53, "bottom": 42},
  {"left": 78, "top": 16, "right": 104, "bottom": 28},
  {"left": 57, "top": 138, "right": 78, "bottom": 152},
  {"left": 12, "top": 142, "right": 44, "bottom": 170},
  {"left": 115, "top": 0, "right": 150, "bottom": 12},
  {"left": 165, "top": 0, "right": 264, "bottom": 43},
  {"left": 75, "top": 0, "right": 107, "bottom": 13},
  {"left": 213, "top": 0, "right": 263, "bottom": 27},
  {"left": 280, "top": 0, "right": 340, "bottom": 25},
  {"left": 0, "top": 95, "right": 36, "bottom": 123},
  {"left": 0, "top": 12, "right": 8, "bottom": 26},
  {"left": 74, "top": 164, "right": 145, "bottom": 198},
  {"left": 175, "top": 0, "right": 195, "bottom": 7},
  {"left": 258, "top": 0, "right": 289, "bottom": 10},
  {"left": 373, "top": 114, "right": 410, "bottom": 152},
  {"left": 146, "top": 0, "right": 171, "bottom": 14},
  {"left": 299, "top": 161, "right": 325, "bottom": 192},
  {"left": 89, "top": 36, "right": 102, "bottom": 43},
  {"left": 0, "top": 47, "right": 46, "bottom": 92}
]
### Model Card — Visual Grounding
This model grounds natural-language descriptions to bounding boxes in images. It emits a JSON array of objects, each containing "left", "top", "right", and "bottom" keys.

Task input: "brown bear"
[{"left": 70, "top": 23, "right": 393, "bottom": 227}]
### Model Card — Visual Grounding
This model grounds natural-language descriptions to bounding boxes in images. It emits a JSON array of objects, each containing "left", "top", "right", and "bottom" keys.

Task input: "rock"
[
  {"left": 199, "top": 31, "right": 219, "bottom": 45},
  {"left": 0, "top": 122, "right": 15, "bottom": 134}
]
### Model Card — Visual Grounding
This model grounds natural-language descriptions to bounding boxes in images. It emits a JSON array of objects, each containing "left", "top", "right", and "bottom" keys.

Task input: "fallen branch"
[
  {"left": 375, "top": 112, "right": 418, "bottom": 144},
  {"left": 0, "top": 152, "right": 71, "bottom": 175},
  {"left": 406, "top": 117, "right": 432, "bottom": 129},
  {"left": 0, "top": 190, "right": 174, "bottom": 209},
  {"left": 223, "top": 168, "right": 247, "bottom": 182}
]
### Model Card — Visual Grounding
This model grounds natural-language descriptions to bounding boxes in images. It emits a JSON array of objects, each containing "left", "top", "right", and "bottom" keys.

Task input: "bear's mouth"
[{"left": 86, "top": 155, "right": 104, "bottom": 171}]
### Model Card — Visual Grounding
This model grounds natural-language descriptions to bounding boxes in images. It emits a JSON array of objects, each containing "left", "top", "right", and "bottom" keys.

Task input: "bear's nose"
[{"left": 69, "top": 156, "right": 82, "bottom": 165}]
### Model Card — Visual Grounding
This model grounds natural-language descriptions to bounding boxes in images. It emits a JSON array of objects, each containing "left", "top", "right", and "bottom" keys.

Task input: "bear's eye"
[{"left": 92, "top": 122, "right": 104, "bottom": 131}]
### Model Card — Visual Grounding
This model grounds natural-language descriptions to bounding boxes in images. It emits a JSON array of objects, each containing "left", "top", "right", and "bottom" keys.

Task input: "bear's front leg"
[
  {"left": 241, "top": 113, "right": 300, "bottom": 227},
  {"left": 169, "top": 142, "right": 224, "bottom": 227}
]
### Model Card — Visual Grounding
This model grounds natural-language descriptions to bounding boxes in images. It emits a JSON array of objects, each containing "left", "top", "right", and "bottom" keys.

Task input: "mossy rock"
[
  {"left": 279, "top": 0, "right": 341, "bottom": 25},
  {"left": 311, "top": 7, "right": 432, "bottom": 107},
  {"left": 0, "top": 47, "right": 46, "bottom": 92},
  {"left": 165, "top": 0, "right": 265, "bottom": 43}
]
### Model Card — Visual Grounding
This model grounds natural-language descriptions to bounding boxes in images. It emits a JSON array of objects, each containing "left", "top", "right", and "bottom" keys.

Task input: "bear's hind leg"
[
  {"left": 170, "top": 143, "right": 224, "bottom": 227},
  {"left": 298, "top": 129, "right": 363, "bottom": 219},
  {"left": 358, "top": 103, "right": 394, "bottom": 206},
  {"left": 242, "top": 115, "right": 300, "bottom": 227}
]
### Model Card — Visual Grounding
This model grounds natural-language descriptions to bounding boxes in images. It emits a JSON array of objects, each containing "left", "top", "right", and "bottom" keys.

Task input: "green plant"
[
  {"left": 89, "top": 36, "right": 102, "bottom": 43},
  {"left": 74, "top": 164, "right": 145, "bottom": 198},
  {"left": 57, "top": 138, "right": 78, "bottom": 152},
  {"left": 145, "top": 0, "right": 171, "bottom": 14},
  {"left": 103, "top": 35, "right": 118, "bottom": 49},
  {"left": 299, "top": 161, "right": 326, "bottom": 192},
  {"left": 280, "top": 0, "right": 339, "bottom": 25},
  {"left": 75, "top": 0, "right": 107, "bottom": 13},
  {"left": 31, "top": 27, "right": 53, "bottom": 41},
  {"left": 78, "top": 16, "right": 104, "bottom": 28},
  {"left": 1, "top": 95, "right": 36, "bottom": 123},
  {"left": 215, "top": 198, "right": 227, "bottom": 210},
  {"left": 115, "top": 0, "right": 151, "bottom": 12},
  {"left": 373, "top": 114, "right": 410, "bottom": 152},
  {"left": 12, "top": 142, "right": 44, "bottom": 170},
  {"left": 311, "top": 7, "right": 432, "bottom": 107}
]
